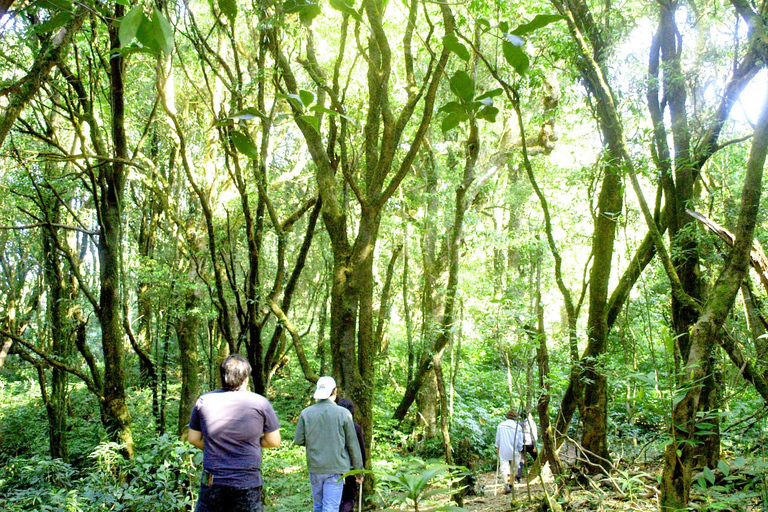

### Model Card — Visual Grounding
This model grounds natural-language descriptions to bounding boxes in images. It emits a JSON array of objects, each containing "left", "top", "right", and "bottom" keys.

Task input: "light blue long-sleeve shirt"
[{"left": 495, "top": 419, "right": 524, "bottom": 460}]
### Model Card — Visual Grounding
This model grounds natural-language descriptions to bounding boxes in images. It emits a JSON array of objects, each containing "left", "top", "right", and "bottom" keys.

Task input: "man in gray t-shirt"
[{"left": 188, "top": 355, "right": 281, "bottom": 512}]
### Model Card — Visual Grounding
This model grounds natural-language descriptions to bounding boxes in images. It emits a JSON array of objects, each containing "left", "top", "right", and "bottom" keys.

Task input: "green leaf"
[
  {"left": 231, "top": 131, "right": 259, "bottom": 159},
  {"left": 438, "top": 101, "right": 465, "bottom": 114},
  {"left": 228, "top": 107, "right": 264, "bottom": 121},
  {"left": 734, "top": 456, "right": 746, "bottom": 470},
  {"left": 152, "top": 8, "right": 174, "bottom": 56},
  {"left": 38, "top": 0, "right": 73, "bottom": 12},
  {"left": 136, "top": 12, "right": 161, "bottom": 53},
  {"left": 119, "top": 6, "right": 144, "bottom": 47},
  {"left": 449, "top": 71, "right": 474, "bottom": 103},
  {"left": 443, "top": 33, "right": 469, "bottom": 62},
  {"left": 301, "top": 114, "right": 320, "bottom": 132},
  {"left": 299, "top": 3, "right": 321, "bottom": 25},
  {"left": 442, "top": 111, "right": 467, "bottom": 132},
  {"left": 309, "top": 105, "right": 339, "bottom": 117},
  {"left": 299, "top": 89, "right": 315, "bottom": 108},
  {"left": 477, "top": 105, "right": 498, "bottom": 122},
  {"left": 477, "top": 18, "right": 491, "bottom": 31},
  {"left": 475, "top": 88, "right": 503, "bottom": 102},
  {"left": 703, "top": 466, "right": 715, "bottom": 485},
  {"left": 717, "top": 460, "right": 730, "bottom": 476},
  {"left": 498, "top": 21, "right": 509, "bottom": 33},
  {"left": 511, "top": 14, "right": 564, "bottom": 36},
  {"left": 672, "top": 392, "right": 687, "bottom": 408},
  {"left": 37, "top": 11, "right": 72, "bottom": 33},
  {"left": 328, "top": 0, "right": 362, "bottom": 22},
  {"left": 502, "top": 41, "right": 529, "bottom": 75},
  {"left": 116, "top": 0, "right": 131, "bottom": 5},
  {"left": 218, "top": 0, "right": 237, "bottom": 25},
  {"left": 276, "top": 92, "right": 305, "bottom": 111}
]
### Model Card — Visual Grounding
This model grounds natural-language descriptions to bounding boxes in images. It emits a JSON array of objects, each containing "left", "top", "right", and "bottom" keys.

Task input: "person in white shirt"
[
  {"left": 495, "top": 409, "right": 524, "bottom": 493},
  {"left": 518, "top": 411, "right": 538, "bottom": 480}
]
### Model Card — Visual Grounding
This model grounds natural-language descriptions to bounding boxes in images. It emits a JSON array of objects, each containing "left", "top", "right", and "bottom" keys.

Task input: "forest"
[{"left": 0, "top": 0, "right": 766, "bottom": 509}]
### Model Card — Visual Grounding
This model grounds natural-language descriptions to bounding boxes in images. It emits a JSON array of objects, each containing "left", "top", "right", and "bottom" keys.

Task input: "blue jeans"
[
  {"left": 309, "top": 473, "right": 344, "bottom": 512},
  {"left": 195, "top": 482, "right": 262, "bottom": 512}
]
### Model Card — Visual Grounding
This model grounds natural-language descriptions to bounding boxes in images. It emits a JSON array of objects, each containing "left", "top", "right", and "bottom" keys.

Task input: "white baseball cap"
[{"left": 314, "top": 376, "right": 337, "bottom": 399}]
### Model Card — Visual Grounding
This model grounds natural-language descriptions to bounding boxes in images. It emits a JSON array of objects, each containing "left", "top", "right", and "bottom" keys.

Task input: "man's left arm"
[
  {"left": 261, "top": 429, "right": 281, "bottom": 448},
  {"left": 188, "top": 428, "right": 204, "bottom": 450},
  {"left": 344, "top": 416, "right": 363, "bottom": 468},
  {"left": 343, "top": 416, "right": 364, "bottom": 483}
]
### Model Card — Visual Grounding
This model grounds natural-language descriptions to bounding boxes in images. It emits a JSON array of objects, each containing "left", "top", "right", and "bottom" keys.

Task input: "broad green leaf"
[
  {"left": 310, "top": 105, "right": 339, "bottom": 116},
  {"left": 502, "top": 41, "right": 529, "bottom": 75},
  {"left": 443, "top": 33, "right": 469, "bottom": 62},
  {"left": 231, "top": 131, "right": 259, "bottom": 159},
  {"left": 703, "top": 466, "right": 715, "bottom": 485},
  {"left": 734, "top": 456, "right": 746, "bottom": 470},
  {"left": 438, "top": 101, "right": 465, "bottom": 114},
  {"left": 299, "top": 89, "right": 315, "bottom": 107},
  {"left": 475, "top": 88, "right": 503, "bottom": 102},
  {"left": 672, "top": 392, "right": 687, "bottom": 408},
  {"left": 136, "top": 12, "right": 162, "bottom": 54},
  {"left": 449, "top": 71, "right": 474, "bottom": 103},
  {"left": 511, "top": 14, "right": 564, "bottom": 36},
  {"left": 421, "top": 486, "right": 451, "bottom": 499},
  {"left": 299, "top": 3, "right": 321, "bottom": 25},
  {"left": 476, "top": 18, "right": 491, "bottom": 31},
  {"left": 717, "top": 460, "right": 730, "bottom": 476},
  {"left": 37, "top": 11, "right": 72, "bottom": 33},
  {"left": 477, "top": 105, "right": 498, "bottom": 122},
  {"left": 229, "top": 107, "right": 264, "bottom": 121},
  {"left": 152, "top": 8, "right": 174, "bottom": 56},
  {"left": 119, "top": 6, "right": 144, "bottom": 47},
  {"left": 301, "top": 114, "right": 320, "bottom": 132},
  {"left": 442, "top": 111, "right": 467, "bottom": 132},
  {"left": 39, "top": 0, "right": 73, "bottom": 12},
  {"left": 116, "top": 0, "right": 131, "bottom": 5},
  {"left": 218, "top": 0, "right": 237, "bottom": 25},
  {"left": 276, "top": 92, "right": 305, "bottom": 110},
  {"left": 328, "top": 0, "right": 362, "bottom": 22},
  {"left": 498, "top": 21, "right": 509, "bottom": 33}
]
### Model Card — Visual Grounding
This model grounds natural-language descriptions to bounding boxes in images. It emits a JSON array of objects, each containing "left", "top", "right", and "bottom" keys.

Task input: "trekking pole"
[
  {"left": 494, "top": 457, "right": 500, "bottom": 496},
  {"left": 358, "top": 481, "right": 363, "bottom": 512}
]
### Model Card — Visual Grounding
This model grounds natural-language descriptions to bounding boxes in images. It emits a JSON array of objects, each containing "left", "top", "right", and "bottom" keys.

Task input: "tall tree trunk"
[
  {"left": 42, "top": 202, "right": 68, "bottom": 461},
  {"left": 660, "top": 84, "right": 768, "bottom": 512},
  {"left": 98, "top": 6, "right": 133, "bottom": 456},
  {"left": 534, "top": 245, "right": 562, "bottom": 475},
  {"left": 177, "top": 280, "right": 200, "bottom": 438}
]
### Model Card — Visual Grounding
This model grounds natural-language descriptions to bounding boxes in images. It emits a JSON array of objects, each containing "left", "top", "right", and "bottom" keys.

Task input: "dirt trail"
[{"left": 463, "top": 471, "right": 547, "bottom": 512}]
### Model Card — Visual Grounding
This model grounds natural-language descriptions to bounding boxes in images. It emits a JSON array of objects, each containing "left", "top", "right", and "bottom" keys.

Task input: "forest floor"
[{"left": 462, "top": 466, "right": 661, "bottom": 512}]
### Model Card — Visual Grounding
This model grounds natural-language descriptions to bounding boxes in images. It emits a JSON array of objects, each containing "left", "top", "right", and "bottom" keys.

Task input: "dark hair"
[
  {"left": 506, "top": 409, "right": 518, "bottom": 420},
  {"left": 338, "top": 398, "right": 355, "bottom": 416},
  {"left": 220, "top": 354, "right": 251, "bottom": 391}
]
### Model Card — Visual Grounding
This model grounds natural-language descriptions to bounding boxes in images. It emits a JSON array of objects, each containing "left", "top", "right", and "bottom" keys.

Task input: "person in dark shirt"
[
  {"left": 337, "top": 398, "right": 366, "bottom": 512},
  {"left": 188, "top": 354, "right": 281, "bottom": 512}
]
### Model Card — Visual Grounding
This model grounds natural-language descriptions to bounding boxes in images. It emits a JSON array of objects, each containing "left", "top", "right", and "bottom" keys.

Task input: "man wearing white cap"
[{"left": 294, "top": 376, "right": 364, "bottom": 512}]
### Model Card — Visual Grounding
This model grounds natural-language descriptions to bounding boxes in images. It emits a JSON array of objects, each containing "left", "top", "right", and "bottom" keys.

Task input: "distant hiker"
[
  {"left": 337, "top": 398, "right": 366, "bottom": 512},
  {"left": 518, "top": 411, "right": 538, "bottom": 480},
  {"left": 495, "top": 409, "right": 524, "bottom": 493},
  {"left": 294, "top": 376, "right": 364, "bottom": 512},
  {"left": 187, "top": 354, "right": 281, "bottom": 512}
]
